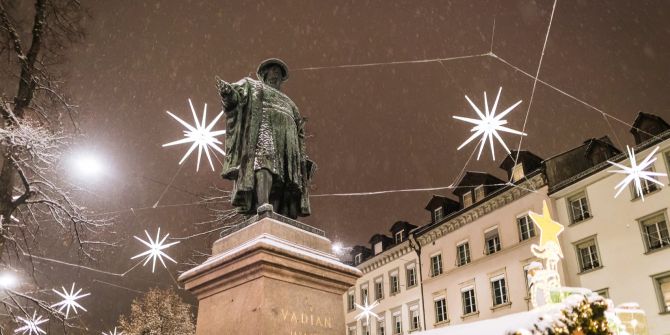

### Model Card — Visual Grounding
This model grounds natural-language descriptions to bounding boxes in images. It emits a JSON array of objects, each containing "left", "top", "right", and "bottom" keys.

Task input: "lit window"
[
  {"left": 456, "top": 242, "right": 471, "bottom": 266},
  {"left": 568, "top": 193, "right": 591, "bottom": 223},
  {"left": 522, "top": 264, "right": 532, "bottom": 298},
  {"left": 406, "top": 263, "right": 417, "bottom": 288},
  {"left": 652, "top": 271, "right": 670, "bottom": 313},
  {"left": 374, "top": 278, "right": 384, "bottom": 300},
  {"left": 430, "top": 254, "right": 443, "bottom": 277},
  {"left": 575, "top": 238, "right": 601, "bottom": 272},
  {"left": 410, "top": 306, "right": 420, "bottom": 330},
  {"left": 347, "top": 291, "right": 355, "bottom": 311},
  {"left": 490, "top": 275, "right": 508, "bottom": 306},
  {"left": 392, "top": 313, "right": 402, "bottom": 334},
  {"left": 434, "top": 207, "right": 444, "bottom": 222},
  {"left": 512, "top": 163, "right": 525, "bottom": 182},
  {"left": 484, "top": 227, "right": 501, "bottom": 255},
  {"left": 640, "top": 212, "right": 670, "bottom": 252},
  {"left": 461, "top": 286, "right": 478, "bottom": 315},
  {"left": 517, "top": 215, "right": 536, "bottom": 241},
  {"left": 374, "top": 242, "right": 383, "bottom": 255},
  {"left": 354, "top": 253, "right": 362, "bottom": 265},
  {"left": 463, "top": 192, "right": 473, "bottom": 207},
  {"left": 434, "top": 296, "right": 448, "bottom": 323},
  {"left": 474, "top": 185, "right": 485, "bottom": 202},
  {"left": 389, "top": 271, "right": 400, "bottom": 295},
  {"left": 395, "top": 230, "right": 404, "bottom": 243}
]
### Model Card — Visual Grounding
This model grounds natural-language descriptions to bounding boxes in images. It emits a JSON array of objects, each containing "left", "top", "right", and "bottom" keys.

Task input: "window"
[
  {"left": 652, "top": 271, "right": 670, "bottom": 313},
  {"left": 456, "top": 242, "right": 471, "bottom": 266},
  {"left": 522, "top": 264, "right": 532, "bottom": 297},
  {"left": 392, "top": 313, "right": 402, "bottom": 334},
  {"left": 374, "top": 278, "right": 384, "bottom": 300},
  {"left": 434, "top": 297, "right": 448, "bottom": 323},
  {"left": 348, "top": 325, "right": 356, "bottom": 335},
  {"left": 395, "top": 230, "right": 404, "bottom": 243},
  {"left": 474, "top": 185, "right": 485, "bottom": 202},
  {"left": 360, "top": 284, "right": 369, "bottom": 304},
  {"left": 461, "top": 286, "right": 477, "bottom": 315},
  {"left": 389, "top": 271, "right": 400, "bottom": 295},
  {"left": 484, "top": 227, "right": 501, "bottom": 255},
  {"left": 632, "top": 167, "right": 660, "bottom": 198},
  {"left": 347, "top": 291, "right": 355, "bottom": 311},
  {"left": 377, "top": 318, "right": 385, "bottom": 335},
  {"left": 463, "top": 192, "right": 473, "bottom": 207},
  {"left": 568, "top": 193, "right": 591, "bottom": 223},
  {"left": 361, "top": 322, "right": 369, "bottom": 335},
  {"left": 594, "top": 288, "right": 609, "bottom": 299},
  {"left": 430, "top": 254, "right": 443, "bottom": 277},
  {"left": 434, "top": 207, "right": 444, "bottom": 222},
  {"left": 409, "top": 306, "right": 420, "bottom": 330},
  {"left": 406, "top": 263, "right": 417, "bottom": 288},
  {"left": 511, "top": 163, "right": 525, "bottom": 182},
  {"left": 490, "top": 275, "right": 508, "bottom": 306},
  {"left": 374, "top": 242, "right": 383, "bottom": 255},
  {"left": 354, "top": 253, "right": 362, "bottom": 265},
  {"left": 640, "top": 213, "right": 670, "bottom": 252},
  {"left": 517, "top": 215, "right": 536, "bottom": 241},
  {"left": 575, "top": 238, "right": 601, "bottom": 272}
]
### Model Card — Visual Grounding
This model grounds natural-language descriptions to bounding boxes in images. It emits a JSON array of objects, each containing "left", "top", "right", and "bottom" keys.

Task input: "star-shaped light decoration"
[
  {"left": 354, "top": 298, "right": 380, "bottom": 325},
  {"left": 528, "top": 200, "right": 564, "bottom": 258},
  {"left": 131, "top": 228, "right": 180, "bottom": 273},
  {"left": 163, "top": 99, "right": 226, "bottom": 172},
  {"left": 608, "top": 145, "right": 666, "bottom": 201},
  {"left": 453, "top": 87, "right": 526, "bottom": 160},
  {"left": 51, "top": 282, "right": 90, "bottom": 318},
  {"left": 102, "top": 327, "right": 123, "bottom": 335},
  {"left": 14, "top": 311, "right": 47, "bottom": 335}
]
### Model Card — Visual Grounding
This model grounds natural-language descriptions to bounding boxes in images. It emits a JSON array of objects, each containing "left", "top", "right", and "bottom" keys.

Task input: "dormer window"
[
  {"left": 354, "top": 253, "right": 362, "bottom": 265},
  {"left": 433, "top": 207, "right": 444, "bottom": 222},
  {"left": 474, "top": 185, "right": 485, "bottom": 202},
  {"left": 394, "top": 230, "right": 404, "bottom": 243},
  {"left": 373, "top": 242, "right": 383, "bottom": 255},
  {"left": 463, "top": 192, "right": 473, "bottom": 207},
  {"left": 512, "top": 163, "right": 525, "bottom": 182}
]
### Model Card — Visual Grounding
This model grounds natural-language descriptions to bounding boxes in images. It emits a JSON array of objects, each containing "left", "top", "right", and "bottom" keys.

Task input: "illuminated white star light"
[
  {"left": 608, "top": 145, "right": 666, "bottom": 201},
  {"left": 163, "top": 99, "right": 226, "bottom": 172},
  {"left": 354, "top": 298, "right": 380, "bottom": 324},
  {"left": 131, "top": 228, "right": 180, "bottom": 273},
  {"left": 102, "top": 327, "right": 123, "bottom": 335},
  {"left": 453, "top": 87, "right": 526, "bottom": 160},
  {"left": 51, "top": 282, "right": 90, "bottom": 318},
  {"left": 14, "top": 311, "right": 47, "bottom": 335}
]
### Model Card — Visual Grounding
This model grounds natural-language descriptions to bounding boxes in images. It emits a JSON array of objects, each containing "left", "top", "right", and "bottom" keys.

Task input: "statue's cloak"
[{"left": 221, "top": 77, "right": 311, "bottom": 216}]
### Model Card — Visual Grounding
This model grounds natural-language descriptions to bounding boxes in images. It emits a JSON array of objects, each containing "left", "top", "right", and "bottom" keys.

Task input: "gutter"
[{"left": 409, "top": 232, "right": 427, "bottom": 331}]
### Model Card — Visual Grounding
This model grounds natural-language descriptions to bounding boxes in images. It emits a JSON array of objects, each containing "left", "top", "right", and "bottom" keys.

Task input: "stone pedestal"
[{"left": 178, "top": 213, "right": 361, "bottom": 335}]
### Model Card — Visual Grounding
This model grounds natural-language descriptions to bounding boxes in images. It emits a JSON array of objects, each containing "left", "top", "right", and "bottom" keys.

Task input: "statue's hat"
[{"left": 257, "top": 58, "right": 289, "bottom": 82}]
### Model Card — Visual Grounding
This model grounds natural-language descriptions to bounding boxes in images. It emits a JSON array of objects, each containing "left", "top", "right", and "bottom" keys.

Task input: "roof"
[
  {"left": 452, "top": 171, "right": 506, "bottom": 196},
  {"left": 424, "top": 195, "right": 459, "bottom": 210},
  {"left": 499, "top": 150, "right": 543, "bottom": 170}
]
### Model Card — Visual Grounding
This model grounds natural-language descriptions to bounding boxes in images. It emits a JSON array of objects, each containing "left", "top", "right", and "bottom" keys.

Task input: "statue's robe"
[{"left": 221, "top": 77, "right": 311, "bottom": 216}]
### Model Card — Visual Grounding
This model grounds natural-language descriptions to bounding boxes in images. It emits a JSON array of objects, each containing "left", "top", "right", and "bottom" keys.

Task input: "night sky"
[{"left": 23, "top": 0, "right": 670, "bottom": 332}]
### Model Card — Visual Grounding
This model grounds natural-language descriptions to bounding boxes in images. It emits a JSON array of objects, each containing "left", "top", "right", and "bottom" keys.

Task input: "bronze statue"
[{"left": 217, "top": 58, "right": 314, "bottom": 219}]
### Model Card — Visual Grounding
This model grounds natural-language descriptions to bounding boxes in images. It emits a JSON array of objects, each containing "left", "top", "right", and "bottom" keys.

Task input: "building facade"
[{"left": 547, "top": 113, "right": 670, "bottom": 335}]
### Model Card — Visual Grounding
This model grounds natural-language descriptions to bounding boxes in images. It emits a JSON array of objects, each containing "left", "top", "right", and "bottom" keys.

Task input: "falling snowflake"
[
  {"left": 131, "top": 228, "right": 180, "bottom": 273},
  {"left": 51, "top": 282, "right": 90, "bottom": 318},
  {"left": 453, "top": 87, "right": 526, "bottom": 160},
  {"left": 14, "top": 311, "right": 47, "bottom": 335},
  {"left": 608, "top": 145, "right": 666, "bottom": 200},
  {"left": 354, "top": 298, "right": 380, "bottom": 324},
  {"left": 102, "top": 327, "right": 123, "bottom": 335},
  {"left": 163, "top": 99, "right": 226, "bottom": 172}
]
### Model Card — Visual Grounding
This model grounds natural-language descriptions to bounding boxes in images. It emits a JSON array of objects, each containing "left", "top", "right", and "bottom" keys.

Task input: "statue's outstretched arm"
[{"left": 216, "top": 76, "right": 239, "bottom": 111}]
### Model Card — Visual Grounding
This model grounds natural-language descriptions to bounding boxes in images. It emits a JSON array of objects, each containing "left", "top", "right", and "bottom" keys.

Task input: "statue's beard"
[{"left": 266, "top": 78, "right": 280, "bottom": 89}]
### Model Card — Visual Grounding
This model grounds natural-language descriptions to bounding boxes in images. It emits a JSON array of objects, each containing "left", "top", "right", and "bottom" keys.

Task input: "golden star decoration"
[{"left": 528, "top": 200, "right": 564, "bottom": 256}]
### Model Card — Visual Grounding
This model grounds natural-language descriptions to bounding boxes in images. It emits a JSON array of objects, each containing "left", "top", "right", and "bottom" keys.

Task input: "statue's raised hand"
[{"left": 216, "top": 76, "right": 233, "bottom": 98}]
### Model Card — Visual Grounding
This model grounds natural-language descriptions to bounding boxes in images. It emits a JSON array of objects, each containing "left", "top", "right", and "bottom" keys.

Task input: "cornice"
[
  {"left": 416, "top": 173, "right": 546, "bottom": 247},
  {"left": 358, "top": 242, "right": 415, "bottom": 274}
]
